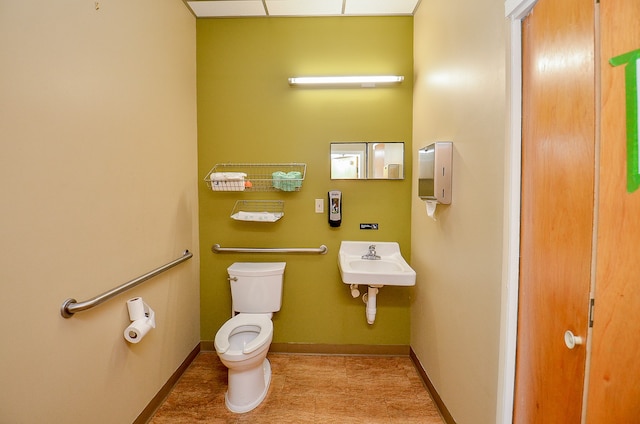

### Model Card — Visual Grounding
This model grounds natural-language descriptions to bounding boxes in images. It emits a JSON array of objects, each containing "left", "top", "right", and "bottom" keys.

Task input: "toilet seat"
[{"left": 215, "top": 314, "right": 273, "bottom": 355}]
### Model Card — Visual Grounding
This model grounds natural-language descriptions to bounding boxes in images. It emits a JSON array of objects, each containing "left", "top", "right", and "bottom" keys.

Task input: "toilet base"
[{"left": 225, "top": 358, "right": 272, "bottom": 413}]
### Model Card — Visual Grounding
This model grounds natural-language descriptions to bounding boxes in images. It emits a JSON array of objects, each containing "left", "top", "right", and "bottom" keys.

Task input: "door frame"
[{"left": 497, "top": 1, "right": 538, "bottom": 423}]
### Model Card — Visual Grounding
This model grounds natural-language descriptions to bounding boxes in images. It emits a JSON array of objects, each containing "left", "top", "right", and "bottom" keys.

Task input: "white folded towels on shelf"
[
  {"left": 209, "top": 172, "right": 247, "bottom": 181},
  {"left": 231, "top": 211, "right": 283, "bottom": 222}
]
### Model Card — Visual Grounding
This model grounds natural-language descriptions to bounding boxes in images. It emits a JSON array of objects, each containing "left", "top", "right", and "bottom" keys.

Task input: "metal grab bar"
[
  {"left": 212, "top": 244, "right": 327, "bottom": 255},
  {"left": 60, "top": 250, "right": 193, "bottom": 318}
]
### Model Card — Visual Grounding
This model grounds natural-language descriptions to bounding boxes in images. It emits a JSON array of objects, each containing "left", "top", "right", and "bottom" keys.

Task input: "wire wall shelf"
[
  {"left": 230, "top": 200, "right": 284, "bottom": 222},
  {"left": 205, "top": 163, "right": 306, "bottom": 192}
]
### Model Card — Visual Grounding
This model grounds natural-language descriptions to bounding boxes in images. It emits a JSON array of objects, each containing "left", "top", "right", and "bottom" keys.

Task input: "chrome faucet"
[{"left": 362, "top": 244, "right": 381, "bottom": 260}]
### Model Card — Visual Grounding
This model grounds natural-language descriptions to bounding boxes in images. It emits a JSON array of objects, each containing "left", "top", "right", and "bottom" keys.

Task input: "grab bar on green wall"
[
  {"left": 212, "top": 244, "right": 327, "bottom": 254},
  {"left": 60, "top": 250, "right": 193, "bottom": 318}
]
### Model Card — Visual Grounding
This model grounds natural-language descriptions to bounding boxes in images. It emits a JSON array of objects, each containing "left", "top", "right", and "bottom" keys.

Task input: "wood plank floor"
[{"left": 150, "top": 352, "right": 445, "bottom": 424}]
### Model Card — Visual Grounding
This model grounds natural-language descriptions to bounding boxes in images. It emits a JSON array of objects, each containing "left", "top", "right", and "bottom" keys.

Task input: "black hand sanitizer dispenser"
[{"left": 328, "top": 190, "right": 342, "bottom": 227}]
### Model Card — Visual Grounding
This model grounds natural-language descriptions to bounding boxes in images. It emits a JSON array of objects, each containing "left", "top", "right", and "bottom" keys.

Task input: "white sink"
[{"left": 338, "top": 241, "right": 416, "bottom": 286}]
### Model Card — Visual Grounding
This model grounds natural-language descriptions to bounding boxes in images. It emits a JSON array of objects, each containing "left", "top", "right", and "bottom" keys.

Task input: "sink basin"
[{"left": 338, "top": 241, "right": 416, "bottom": 286}]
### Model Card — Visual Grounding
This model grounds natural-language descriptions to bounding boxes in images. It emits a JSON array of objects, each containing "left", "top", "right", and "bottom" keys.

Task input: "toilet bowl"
[
  {"left": 214, "top": 313, "right": 274, "bottom": 413},
  {"left": 214, "top": 261, "right": 285, "bottom": 413}
]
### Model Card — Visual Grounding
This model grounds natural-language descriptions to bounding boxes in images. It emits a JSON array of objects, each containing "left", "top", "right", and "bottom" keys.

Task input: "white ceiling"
[{"left": 187, "top": 0, "right": 421, "bottom": 18}]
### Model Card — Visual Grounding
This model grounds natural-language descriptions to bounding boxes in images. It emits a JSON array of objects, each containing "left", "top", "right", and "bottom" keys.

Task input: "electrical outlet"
[{"left": 315, "top": 198, "right": 324, "bottom": 213}]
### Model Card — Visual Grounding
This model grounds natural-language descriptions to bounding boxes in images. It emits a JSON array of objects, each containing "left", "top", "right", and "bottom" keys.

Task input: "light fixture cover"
[{"left": 288, "top": 75, "right": 404, "bottom": 87}]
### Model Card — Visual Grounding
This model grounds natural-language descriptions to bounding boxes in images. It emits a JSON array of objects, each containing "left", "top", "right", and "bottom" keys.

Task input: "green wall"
[{"left": 197, "top": 17, "right": 414, "bottom": 346}]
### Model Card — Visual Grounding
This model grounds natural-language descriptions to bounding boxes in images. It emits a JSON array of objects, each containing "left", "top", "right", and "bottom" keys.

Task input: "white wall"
[
  {"left": 411, "top": 1, "right": 507, "bottom": 423},
  {"left": 0, "top": 1, "right": 199, "bottom": 423}
]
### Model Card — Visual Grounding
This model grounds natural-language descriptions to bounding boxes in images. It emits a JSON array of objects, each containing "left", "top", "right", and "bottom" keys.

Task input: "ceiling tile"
[
  {"left": 344, "top": 0, "right": 419, "bottom": 15},
  {"left": 187, "top": 1, "right": 266, "bottom": 17},
  {"left": 265, "top": 0, "right": 343, "bottom": 16}
]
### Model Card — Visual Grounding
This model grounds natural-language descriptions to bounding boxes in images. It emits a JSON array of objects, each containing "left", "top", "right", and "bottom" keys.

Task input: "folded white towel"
[
  {"left": 231, "top": 211, "right": 284, "bottom": 222},
  {"left": 210, "top": 172, "right": 247, "bottom": 181}
]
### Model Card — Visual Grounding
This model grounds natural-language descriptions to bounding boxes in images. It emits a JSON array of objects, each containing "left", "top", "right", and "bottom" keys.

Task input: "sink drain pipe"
[{"left": 362, "top": 285, "right": 380, "bottom": 325}]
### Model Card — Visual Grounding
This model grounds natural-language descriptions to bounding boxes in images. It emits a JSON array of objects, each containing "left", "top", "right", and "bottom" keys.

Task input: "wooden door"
[
  {"left": 586, "top": 0, "right": 640, "bottom": 421},
  {"left": 514, "top": 0, "right": 596, "bottom": 422}
]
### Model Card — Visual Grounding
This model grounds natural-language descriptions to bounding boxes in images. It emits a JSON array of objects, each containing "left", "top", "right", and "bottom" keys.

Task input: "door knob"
[{"left": 564, "top": 330, "right": 583, "bottom": 349}]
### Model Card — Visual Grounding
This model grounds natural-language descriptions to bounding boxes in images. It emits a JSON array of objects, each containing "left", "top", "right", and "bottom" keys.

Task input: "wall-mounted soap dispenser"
[
  {"left": 328, "top": 190, "right": 342, "bottom": 227},
  {"left": 418, "top": 142, "right": 452, "bottom": 204}
]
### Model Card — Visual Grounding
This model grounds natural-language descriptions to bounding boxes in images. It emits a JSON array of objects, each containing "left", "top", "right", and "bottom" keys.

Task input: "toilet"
[{"left": 214, "top": 262, "right": 286, "bottom": 413}]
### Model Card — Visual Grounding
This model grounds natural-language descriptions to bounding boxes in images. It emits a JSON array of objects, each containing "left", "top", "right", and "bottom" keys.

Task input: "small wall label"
[{"left": 360, "top": 223, "right": 379, "bottom": 230}]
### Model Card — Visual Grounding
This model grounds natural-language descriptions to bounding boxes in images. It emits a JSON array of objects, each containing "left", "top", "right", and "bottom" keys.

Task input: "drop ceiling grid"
[{"left": 186, "top": 0, "right": 420, "bottom": 18}]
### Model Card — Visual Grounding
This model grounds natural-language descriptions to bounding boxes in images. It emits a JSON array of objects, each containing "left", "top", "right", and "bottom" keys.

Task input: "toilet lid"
[{"left": 214, "top": 313, "right": 273, "bottom": 355}]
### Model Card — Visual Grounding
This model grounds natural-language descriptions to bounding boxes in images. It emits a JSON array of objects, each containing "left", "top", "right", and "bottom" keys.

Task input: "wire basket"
[
  {"left": 205, "top": 163, "right": 306, "bottom": 192},
  {"left": 230, "top": 200, "right": 284, "bottom": 222}
]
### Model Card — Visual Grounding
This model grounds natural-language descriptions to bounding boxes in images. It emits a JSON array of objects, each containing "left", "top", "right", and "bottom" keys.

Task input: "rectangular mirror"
[{"left": 331, "top": 142, "right": 404, "bottom": 180}]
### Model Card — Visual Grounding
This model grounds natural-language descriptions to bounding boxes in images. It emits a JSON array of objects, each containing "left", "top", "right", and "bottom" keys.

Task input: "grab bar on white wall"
[
  {"left": 60, "top": 250, "right": 193, "bottom": 318},
  {"left": 212, "top": 244, "right": 327, "bottom": 255}
]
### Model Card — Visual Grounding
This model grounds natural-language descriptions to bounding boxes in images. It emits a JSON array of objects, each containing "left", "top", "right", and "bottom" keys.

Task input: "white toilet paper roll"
[
  {"left": 127, "top": 297, "right": 147, "bottom": 321},
  {"left": 124, "top": 319, "right": 154, "bottom": 344},
  {"left": 426, "top": 200, "right": 438, "bottom": 221},
  {"left": 124, "top": 297, "right": 156, "bottom": 343}
]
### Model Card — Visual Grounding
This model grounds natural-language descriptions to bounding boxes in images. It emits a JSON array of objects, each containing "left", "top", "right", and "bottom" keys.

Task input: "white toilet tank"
[{"left": 227, "top": 262, "right": 286, "bottom": 313}]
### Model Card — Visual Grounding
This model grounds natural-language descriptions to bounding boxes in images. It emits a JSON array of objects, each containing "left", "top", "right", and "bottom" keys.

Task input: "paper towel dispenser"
[{"left": 418, "top": 142, "right": 452, "bottom": 204}]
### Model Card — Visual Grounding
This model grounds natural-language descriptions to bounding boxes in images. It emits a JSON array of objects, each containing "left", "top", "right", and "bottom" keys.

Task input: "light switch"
[{"left": 315, "top": 198, "right": 324, "bottom": 213}]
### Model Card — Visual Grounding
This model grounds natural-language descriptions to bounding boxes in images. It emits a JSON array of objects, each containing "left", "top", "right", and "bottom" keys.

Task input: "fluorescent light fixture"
[{"left": 288, "top": 75, "right": 404, "bottom": 87}]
